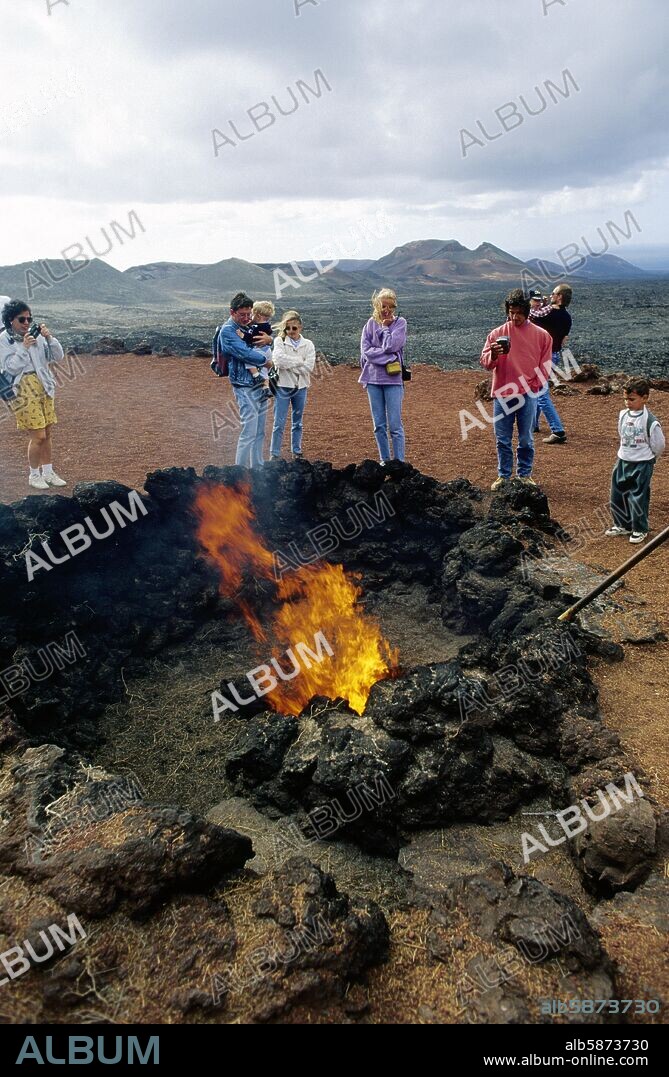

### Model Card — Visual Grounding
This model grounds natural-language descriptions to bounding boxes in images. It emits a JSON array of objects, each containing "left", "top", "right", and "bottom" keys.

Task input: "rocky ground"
[
  {"left": 0, "top": 456, "right": 666, "bottom": 1025},
  {"left": 26, "top": 278, "right": 669, "bottom": 373},
  {"left": 2, "top": 354, "right": 668, "bottom": 795}
]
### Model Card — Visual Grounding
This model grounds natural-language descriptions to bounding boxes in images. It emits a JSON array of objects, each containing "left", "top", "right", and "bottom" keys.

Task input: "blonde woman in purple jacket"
[{"left": 359, "top": 289, "right": 407, "bottom": 463}]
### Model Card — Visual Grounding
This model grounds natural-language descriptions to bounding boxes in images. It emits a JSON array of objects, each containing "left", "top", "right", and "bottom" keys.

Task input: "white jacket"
[
  {"left": 272, "top": 335, "right": 316, "bottom": 389},
  {"left": 0, "top": 329, "right": 64, "bottom": 398}
]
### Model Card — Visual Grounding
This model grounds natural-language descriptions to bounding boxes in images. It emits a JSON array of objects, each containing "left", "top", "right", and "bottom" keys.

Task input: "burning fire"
[{"left": 194, "top": 483, "right": 397, "bottom": 715}]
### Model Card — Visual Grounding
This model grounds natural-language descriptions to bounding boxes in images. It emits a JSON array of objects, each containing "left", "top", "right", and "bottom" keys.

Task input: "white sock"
[
  {"left": 42, "top": 464, "right": 54, "bottom": 477},
  {"left": 30, "top": 467, "right": 41, "bottom": 478}
]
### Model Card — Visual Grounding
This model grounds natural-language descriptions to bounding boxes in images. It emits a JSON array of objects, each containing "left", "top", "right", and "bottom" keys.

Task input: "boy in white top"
[{"left": 605, "top": 378, "right": 665, "bottom": 543}]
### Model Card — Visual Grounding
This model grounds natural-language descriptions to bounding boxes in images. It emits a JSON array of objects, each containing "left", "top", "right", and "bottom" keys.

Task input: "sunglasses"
[
  {"left": 286, "top": 325, "right": 300, "bottom": 331},
  {"left": 17, "top": 315, "right": 32, "bottom": 323}
]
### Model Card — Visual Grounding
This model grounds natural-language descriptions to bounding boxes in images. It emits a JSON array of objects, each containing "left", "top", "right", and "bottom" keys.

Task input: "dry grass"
[{"left": 595, "top": 912, "right": 668, "bottom": 1024}]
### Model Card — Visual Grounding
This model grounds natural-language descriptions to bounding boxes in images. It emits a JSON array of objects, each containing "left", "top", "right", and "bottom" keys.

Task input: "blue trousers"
[
  {"left": 232, "top": 385, "right": 269, "bottom": 469},
  {"left": 366, "top": 384, "right": 405, "bottom": 462},
  {"left": 493, "top": 394, "right": 536, "bottom": 478},
  {"left": 270, "top": 386, "right": 307, "bottom": 456},
  {"left": 611, "top": 458, "right": 655, "bottom": 533},
  {"left": 535, "top": 351, "right": 565, "bottom": 434}
]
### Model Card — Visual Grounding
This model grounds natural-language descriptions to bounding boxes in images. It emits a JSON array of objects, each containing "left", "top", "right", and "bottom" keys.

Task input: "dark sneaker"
[
  {"left": 543, "top": 432, "right": 567, "bottom": 444},
  {"left": 629, "top": 532, "right": 648, "bottom": 544}
]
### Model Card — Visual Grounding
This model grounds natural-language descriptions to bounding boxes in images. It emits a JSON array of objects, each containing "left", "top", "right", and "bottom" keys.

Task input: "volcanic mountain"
[
  {"left": 0, "top": 240, "right": 652, "bottom": 312},
  {"left": 372, "top": 239, "right": 527, "bottom": 285}
]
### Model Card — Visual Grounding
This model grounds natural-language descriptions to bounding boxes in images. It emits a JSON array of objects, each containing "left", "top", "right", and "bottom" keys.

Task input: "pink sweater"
[{"left": 480, "top": 319, "right": 553, "bottom": 398}]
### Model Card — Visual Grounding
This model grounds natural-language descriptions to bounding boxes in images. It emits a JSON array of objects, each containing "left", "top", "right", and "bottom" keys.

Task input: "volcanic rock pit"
[{"left": 0, "top": 461, "right": 665, "bottom": 1024}]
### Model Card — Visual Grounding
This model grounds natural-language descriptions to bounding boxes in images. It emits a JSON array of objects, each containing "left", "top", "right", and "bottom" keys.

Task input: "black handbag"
[
  {"left": 402, "top": 363, "right": 412, "bottom": 382},
  {"left": 267, "top": 366, "right": 279, "bottom": 396},
  {"left": 0, "top": 368, "right": 16, "bottom": 401}
]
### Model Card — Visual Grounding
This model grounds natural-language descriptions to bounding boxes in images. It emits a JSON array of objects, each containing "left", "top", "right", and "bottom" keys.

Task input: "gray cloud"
[{"left": 0, "top": 0, "right": 666, "bottom": 253}]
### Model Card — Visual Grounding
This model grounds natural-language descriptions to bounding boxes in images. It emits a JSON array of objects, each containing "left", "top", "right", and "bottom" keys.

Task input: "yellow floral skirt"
[{"left": 9, "top": 374, "right": 57, "bottom": 431}]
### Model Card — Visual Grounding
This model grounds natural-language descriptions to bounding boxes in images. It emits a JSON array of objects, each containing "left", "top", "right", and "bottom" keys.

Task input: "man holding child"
[{"left": 218, "top": 292, "right": 274, "bottom": 469}]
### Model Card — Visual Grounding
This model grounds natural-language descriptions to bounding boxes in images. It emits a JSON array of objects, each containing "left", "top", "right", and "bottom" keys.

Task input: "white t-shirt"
[{"left": 618, "top": 407, "right": 665, "bottom": 462}]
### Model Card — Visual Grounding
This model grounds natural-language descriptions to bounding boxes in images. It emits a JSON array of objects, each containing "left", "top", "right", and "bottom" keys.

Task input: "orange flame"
[{"left": 194, "top": 483, "right": 397, "bottom": 715}]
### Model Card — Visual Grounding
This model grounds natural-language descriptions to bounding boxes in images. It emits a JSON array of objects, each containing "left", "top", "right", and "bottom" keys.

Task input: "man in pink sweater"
[{"left": 480, "top": 289, "right": 553, "bottom": 491}]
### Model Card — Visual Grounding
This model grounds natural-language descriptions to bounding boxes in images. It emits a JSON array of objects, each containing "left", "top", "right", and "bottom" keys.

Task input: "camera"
[
  {"left": 496, "top": 336, "right": 511, "bottom": 354},
  {"left": 28, "top": 322, "right": 42, "bottom": 339}
]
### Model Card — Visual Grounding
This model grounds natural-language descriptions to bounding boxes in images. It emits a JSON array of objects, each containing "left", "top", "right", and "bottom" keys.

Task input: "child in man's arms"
[{"left": 237, "top": 300, "right": 275, "bottom": 391}]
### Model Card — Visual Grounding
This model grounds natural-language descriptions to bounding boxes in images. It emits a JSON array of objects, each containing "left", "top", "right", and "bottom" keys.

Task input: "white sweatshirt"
[
  {"left": 618, "top": 407, "right": 665, "bottom": 462},
  {"left": 272, "top": 335, "right": 316, "bottom": 390},
  {"left": 0, "top": 330, "right": 64, "bottom": 398}
]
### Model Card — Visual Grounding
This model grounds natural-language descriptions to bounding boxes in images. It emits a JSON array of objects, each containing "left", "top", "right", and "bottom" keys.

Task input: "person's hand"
[
  {"left": 489, "top": 342, "right": 503, "bottom": 360},
  {"left": 23, "top": 334, "right": 37, "bottom": 349},
  {"left": 254, "top": 331, "right": 272, "bottom": 347},
  {"left": 381, "top": 316, "right": 394, "bottom": 327},
  {"left": 263, "top": 357, "right": 273, "bottom": 368},
  {"left": 39, "top": 324, "right": 51, "bottom": 340}
]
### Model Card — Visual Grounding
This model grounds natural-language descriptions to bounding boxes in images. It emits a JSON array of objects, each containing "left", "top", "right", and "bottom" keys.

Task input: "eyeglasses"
[
  {"left": 286, "top": 326, "right": 300, "bottom": 331},
  {"left": 17, "top": 316, "right": 32, "bottom": 323}
]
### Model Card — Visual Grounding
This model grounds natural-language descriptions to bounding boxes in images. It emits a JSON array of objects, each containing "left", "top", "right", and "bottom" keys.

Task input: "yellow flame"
[{"left": 194, "top": 483, "right": 397, "bottom": 714}]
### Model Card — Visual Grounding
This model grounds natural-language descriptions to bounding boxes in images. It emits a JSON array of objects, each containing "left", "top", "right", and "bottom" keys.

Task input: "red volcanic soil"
[{"left": 1, "top": 355, "right": 668, "bottom": 801}]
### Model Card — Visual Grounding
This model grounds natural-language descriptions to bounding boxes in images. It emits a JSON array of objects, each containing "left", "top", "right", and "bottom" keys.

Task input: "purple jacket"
[{"left": 359, "top": 316, "right": 407, "bottom": 386}]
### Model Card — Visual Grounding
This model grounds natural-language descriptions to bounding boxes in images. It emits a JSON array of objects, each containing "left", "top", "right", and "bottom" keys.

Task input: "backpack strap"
[
  {"left": 646, "top": 409, "right": 658, "bottom": 438},
  {"left": 210, "top": 325, "right": 227, "bottom": 377},
  {"left": 211, "top": 325, "right": 221, "bottom": 359}
]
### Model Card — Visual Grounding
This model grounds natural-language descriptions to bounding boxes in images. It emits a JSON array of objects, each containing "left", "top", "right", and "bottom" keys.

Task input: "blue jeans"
[
  {"left": 232, "top": 385, "right": 269, "bottom": 469},
  {"left": 611, "top": 459, "right": 655, "bottom": 533},
  {"left": 366, "top": 384, "right": 405, "bottom": 462},
  {"left": 493, "top": 394, "right": 536, "bottom": 478},
  {"left": 270, "top": 386, "right": 307, "bottom": 456},
  {"left": 535, "top": 351, "right": 565, "bottom": 434}
]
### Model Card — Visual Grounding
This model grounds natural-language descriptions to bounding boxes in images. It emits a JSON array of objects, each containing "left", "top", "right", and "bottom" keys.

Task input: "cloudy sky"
[{"left": 1, "top": 0, "right": 667, "bottom": 269}]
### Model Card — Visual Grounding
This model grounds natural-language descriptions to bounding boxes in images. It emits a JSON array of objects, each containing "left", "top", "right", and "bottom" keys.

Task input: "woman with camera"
[
  {"left": 0, "top": 299, "right": 67, "bottom": 489},
  {"left": 359, "top": 288, "right": 408, "bottom": 464}
]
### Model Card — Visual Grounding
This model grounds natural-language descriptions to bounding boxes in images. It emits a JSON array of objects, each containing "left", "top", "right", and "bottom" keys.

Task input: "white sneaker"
[
  {"left": 43, "top": 471, "right": 67, "bottom": 487},
  {"left": 28, "top": 474, "right": 49, "bottom": 490},
  {"left": 629, "top": 532, "right": 647, "bottom": 544},
  {"left": 605, "top": 526, "right": 630, "bottom": 537}
]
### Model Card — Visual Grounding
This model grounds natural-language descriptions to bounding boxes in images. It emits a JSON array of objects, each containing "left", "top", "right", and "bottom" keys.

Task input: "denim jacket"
[{"left": 219, "top": 317, "right": 269, "bottom": 387}]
